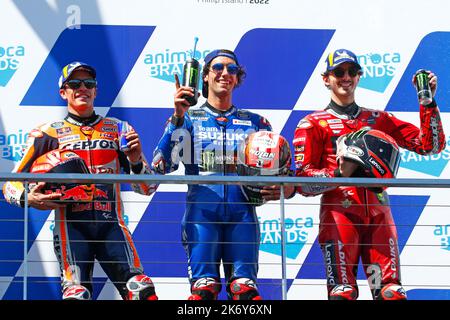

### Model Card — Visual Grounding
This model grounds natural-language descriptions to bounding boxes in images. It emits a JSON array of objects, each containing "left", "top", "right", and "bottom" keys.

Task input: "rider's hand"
[
  {"left": 173, "top": 74, "right": 194, "bottom": 118},
  {"left": 27, "top": 182, "right": 64, "bottom": 210}
]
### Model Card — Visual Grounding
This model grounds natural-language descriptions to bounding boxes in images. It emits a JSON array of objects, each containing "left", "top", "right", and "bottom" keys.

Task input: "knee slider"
[
  {"left": 329, "top": 284, "right": 358, "bottom": 300},
  {"left": 228, "top": 278, "right": 261, "bottom": 300},
  {"left": 62, "top": 284, "right": 91, "bottom": 300},
  {"left": 378, "top": 284, "right": 407, "bottom": 300},
  {"left": 189, "top": 277, "right": 221, "bottom": 300},
  {"left": 126, "top": 274, "right": 158, "bottom": 300}
]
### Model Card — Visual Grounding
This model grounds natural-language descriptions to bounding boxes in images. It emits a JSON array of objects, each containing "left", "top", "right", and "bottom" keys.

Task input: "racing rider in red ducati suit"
[
  {"left": 2, "top": 62, "right": 158, "bottom": 300},
  {"left": 292, "top": 49, "right": 446, "bottom": 300}
]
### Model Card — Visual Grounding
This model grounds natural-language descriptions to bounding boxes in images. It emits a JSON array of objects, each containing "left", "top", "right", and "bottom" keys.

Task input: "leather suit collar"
[
  {"left": 203, "top": 101, "right": 236, "bottom": 117},
  {"left": 326, "top": 100, "right": 361, "bottom": 119},
  {"left": 65, "top": 112, "right": 102, "bottom": 126}
]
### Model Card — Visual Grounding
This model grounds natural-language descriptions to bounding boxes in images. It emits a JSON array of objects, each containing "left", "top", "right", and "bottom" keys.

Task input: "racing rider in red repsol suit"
[
  {"left": 292, "top": 49, "right": 446, "bottom": 300},
  {"left": 3, "top": 62, "right": 158, "bottom": 300}
]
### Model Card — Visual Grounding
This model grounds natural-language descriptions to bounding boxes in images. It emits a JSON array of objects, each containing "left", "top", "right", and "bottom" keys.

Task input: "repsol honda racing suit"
[
  {"left": 152, "top": 102, "right": 271, "bottom": 300},
  {"left": 293, "top": 100, "right": 445, "bottom": 300},
  {"left": 3, "top": 113, "right": 158, "bottom": 300}
]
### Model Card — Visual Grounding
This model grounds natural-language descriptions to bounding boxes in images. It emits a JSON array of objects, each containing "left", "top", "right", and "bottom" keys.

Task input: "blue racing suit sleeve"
[
  {"left": 152, "top": 115, "right": 194, "bottom": 174},
  {"left": 258, "top": 116, "right": 272, "bottom": 132}
]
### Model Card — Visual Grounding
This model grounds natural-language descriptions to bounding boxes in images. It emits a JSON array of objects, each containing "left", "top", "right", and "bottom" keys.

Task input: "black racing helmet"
[{"left": 336, "top": 127, "right": 401, "bottom": 181}]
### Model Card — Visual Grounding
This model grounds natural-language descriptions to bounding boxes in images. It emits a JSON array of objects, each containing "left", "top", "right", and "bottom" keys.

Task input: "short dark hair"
[{"left": 201, "top": 49, "right": 246, "bottom": 98}]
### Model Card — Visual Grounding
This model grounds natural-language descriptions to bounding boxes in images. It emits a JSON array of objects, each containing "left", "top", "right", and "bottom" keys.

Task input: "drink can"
[
  {"left": 414, "top": 69, "right": 433, "bottom": 105},
  {"left": 117, "top": 120, "right": 130, "bottom": 152},
  {"left": 182, "top": 58, "right": 200, "bottom": 106}
]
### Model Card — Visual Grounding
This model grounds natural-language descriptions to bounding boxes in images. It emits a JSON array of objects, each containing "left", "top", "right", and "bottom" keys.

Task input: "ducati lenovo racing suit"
[
  {"left": 152, "top": 102, "right": 272, "bottom": 300},
  {"left": 293, "top": 100, "right": 445, "bottom": 300},
  {"left": 3, "top": 113, "right": 158, "bottom": 300}
]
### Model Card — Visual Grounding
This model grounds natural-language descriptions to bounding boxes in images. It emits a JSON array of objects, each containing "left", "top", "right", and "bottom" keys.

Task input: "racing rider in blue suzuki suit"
[{"left": 152, "top": 49, "right": 286, "bottom": 300}]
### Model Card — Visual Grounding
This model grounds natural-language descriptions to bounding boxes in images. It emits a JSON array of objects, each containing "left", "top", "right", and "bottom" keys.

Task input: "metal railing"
[{"left": 1, "top": 173, "right": 450, "bottom": 300}]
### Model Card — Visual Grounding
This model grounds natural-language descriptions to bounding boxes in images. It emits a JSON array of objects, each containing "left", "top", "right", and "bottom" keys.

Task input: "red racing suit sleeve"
[
  {"left": 292, "top": 103, "right": 446, "bottom": 197},
  {"left": 293, "top": 117, "right": 338, "bottom": 196},
  {"left": 382, "top": 104, "right": 446, "bottom": 155}
]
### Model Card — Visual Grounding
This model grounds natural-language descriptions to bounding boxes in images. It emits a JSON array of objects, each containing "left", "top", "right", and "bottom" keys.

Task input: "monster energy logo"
[
  {"left": 415, "top": 72, "right": 428, "bottom": 90},
  {"left": 189, "top": 67, "right": 198, "bottom": 86},
  {"left": 201, "top": 150, "right": 216, "bottom": 171},
  {"left": 347, "top": 127, "right": 369, "bottom": 140},
  {"left": 199, "top": 150, "right": 235, "bottom": 172}
]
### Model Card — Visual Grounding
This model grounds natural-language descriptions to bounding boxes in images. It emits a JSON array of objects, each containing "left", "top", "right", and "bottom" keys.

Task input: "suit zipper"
[{"left": 222, "top": 125, "right": 227, "bottom": 208}]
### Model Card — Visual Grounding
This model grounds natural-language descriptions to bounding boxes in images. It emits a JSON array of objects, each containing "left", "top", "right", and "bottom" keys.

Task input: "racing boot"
[
  {"left": 126, "top": 274, "right": 158, "bottom": 300},
  {"left": 329, "top": 284, "right": 358, "bottom": 300},
  {"left": 188, "top": 277, "right": 221, "bottom": 300},
  {"left": 228, "top": 278, "right": 262, "bottom": 300},
  {"left": 62, "top": 284, "right": 91, "bottom": 300},
  {"left": 376, "top": 283, "right": 407, "bottom": 300}
]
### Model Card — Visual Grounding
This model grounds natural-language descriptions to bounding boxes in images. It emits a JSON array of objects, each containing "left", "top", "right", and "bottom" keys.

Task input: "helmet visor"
[{"left": 364, "top": 134, "right": 401, "bottom": 177}]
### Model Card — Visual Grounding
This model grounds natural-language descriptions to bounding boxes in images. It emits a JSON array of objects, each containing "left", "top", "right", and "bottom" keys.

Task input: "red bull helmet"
[
  {"left": 336, "top": 127, "right": 401, "bottom": 181},
  {"left": 237, "top": 131, "right": 292, "bottom": 206},
  {"left": 30, "top": 149, "right": 94, "bottom": 203}
]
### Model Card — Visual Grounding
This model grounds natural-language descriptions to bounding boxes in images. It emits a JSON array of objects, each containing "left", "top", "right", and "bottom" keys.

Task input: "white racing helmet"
[{"left": 237, "top": 131, "right": 292, "bottom": 206}]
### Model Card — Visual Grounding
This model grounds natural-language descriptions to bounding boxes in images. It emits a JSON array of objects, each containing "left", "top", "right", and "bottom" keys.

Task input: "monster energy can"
[
  {"left": 414, "top": 69, "right": 433, "bottom": 105},
  {"left": 182, "top": 58, "right": 200, "bottom": 106}
]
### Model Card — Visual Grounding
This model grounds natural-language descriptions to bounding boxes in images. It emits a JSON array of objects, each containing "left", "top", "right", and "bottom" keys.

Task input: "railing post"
[
  {"left": 23, "top": 181, "right": 29, "bottom": 301},
  {"left": 279, "top": 185, "right": 287, "bottom": 300}
]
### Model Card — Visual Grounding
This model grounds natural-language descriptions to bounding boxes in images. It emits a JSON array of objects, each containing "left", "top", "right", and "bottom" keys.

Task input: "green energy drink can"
[
  {"left": 182, "top": 58, "right": 200, "bottom": 106},
  {"left": 414, "top": 69, "right": 433, "bottom": 105}
]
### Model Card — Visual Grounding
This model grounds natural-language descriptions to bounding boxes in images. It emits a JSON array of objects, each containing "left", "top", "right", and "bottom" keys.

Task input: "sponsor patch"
[
  {"left": 63, "top": 139, "right": 116, "bottom": 151},
  {"left": 216, "top": 117, "right": 228, "bottom": 123},
  {"left": 250, "top": 149, "right": 275, "bottom": 160},
  {"left": 369, "top": 156, "right": 385, "bottom": 175},
  {"left": 347, "top": 146, "right": 364, "bottom": 156},
  {"left": 56, "top": 127, "right": 72, "bottom": 136},
  {"left": 51, "top": 121, "right": 65, "bottom": 129},
  {"left": 237, "top": 110, "right": 251, "bottom": 119},
  {"left": 101, "top": 126, "right": 118, "bottom": 132},
  {"left": 327, "top": 119, "right": 342, "bottom": 124},
  {"left": 295, "top": 145, "right": 305, "bottom": 152},
  {"left": 100, "top": 133, "right": 115, "bottom": 139},
  {"left": 81, "top": 126, "right": 94, "bottom": 136},
  {"left": 319, "top": 120, "right": 328, "bottom": 127},
  {"left": 58, "top": 134, "right": 80, "bottom": 143},
  {"left": 293, "top": 137, "right": 306, "bottom": 143},
  {"left": 232, "top": 119, "right": 252, "bottom": 126},
  {"left": 297, "top": 119, "right": 313, "bottom": 129},
  {"left": 295, "top": 154, "right": 304, "bottom": 161},
  {"left": 253, "top": 136, "right": 277, "bottom": 148},
  {"left": 329, "top": 124, "right": 344, "bottom": 129},
  {"left": 314, "top": 116, "right": 331, "bottom": 120}
]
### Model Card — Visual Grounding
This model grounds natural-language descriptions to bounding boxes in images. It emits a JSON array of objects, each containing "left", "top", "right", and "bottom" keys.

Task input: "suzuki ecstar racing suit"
[
  {"left": 293, "top": 100, "right": 445, "bottom": 300},
  {"left": 152, "top": 102, "right": 271, "bottom": 300},
  {"left": 3, "top": 113, "right": 158, "bottom": 300}
]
